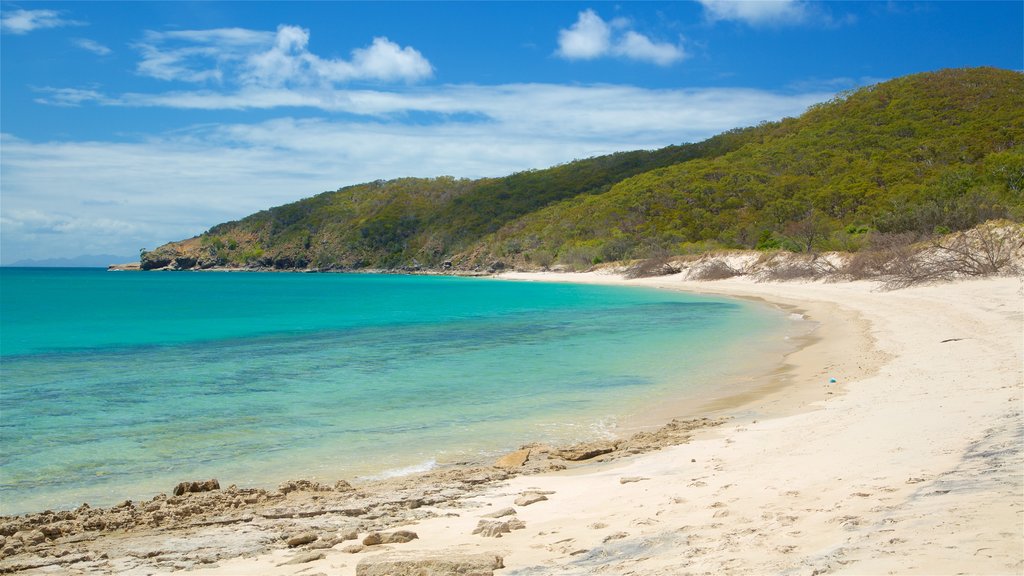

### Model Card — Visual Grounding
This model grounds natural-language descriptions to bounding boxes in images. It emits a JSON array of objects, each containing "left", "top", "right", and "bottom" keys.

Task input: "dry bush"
[
  {"left": 687, "top": 258, "right": 744, "bottom": 281},
  {"left": 841, "top": 232, "right": 918, "bottom": 281},
  {"left": 624, "top": 252, "right": 685, "bottom": 279},
  {"left": 870, "top": 221, "right": 1024, "bottom": 290},
  {"left": 928, "top": 221, "right": 1023, "bottom": 276},
  {"left": 753, "top": 253, "right": 841, "bottom": 282}
]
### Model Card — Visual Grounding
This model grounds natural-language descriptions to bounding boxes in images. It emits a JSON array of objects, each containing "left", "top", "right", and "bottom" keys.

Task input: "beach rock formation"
[
  {"left": 557, "top": 441, "right": 617, "bottom": 461},
  {"left": 513, "top": 492, "right": 549, "bottom": 506},
  {"left": 473, "top": 518, "right": 525, "bottom": 537},
  {"left": 355, "top": 552, "right": 504, "bottom": 576},
  {"left": 172, "top": 479, "right": 220, "bottom": 496},
  {"left": 493, "top": 448, "right": 531, "bottom": 468}
]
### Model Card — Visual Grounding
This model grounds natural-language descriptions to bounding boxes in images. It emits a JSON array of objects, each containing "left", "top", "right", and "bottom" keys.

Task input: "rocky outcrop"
[
  {"left": 356, "top": 552, "right": 504, "bottom": 576},
  {"left": 172, "top": 479, "right": 220, "bottom": 497},
  {"left": 557, "top": 441, "right": 617, "bottom": 461},
  {"left": 493, "top": 448, "right": 530, "bottom": 468},
  {"left": 472, "top": 519, "right": 525, "bottom": 538}
]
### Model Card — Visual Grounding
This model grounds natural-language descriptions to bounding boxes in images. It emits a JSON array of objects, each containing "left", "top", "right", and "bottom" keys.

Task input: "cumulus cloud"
[
  {"left": 556, "top": 9, "right": 684, "bottom": 66},
  {"left": 134, "top": 25, "right": 432, "bottom": 87},
  {"left": 72, "top": 38, "right": 112, "bottom": 55},
  {"left": 556, "top": 9, "right": 613, "bottom": 60},
  {"left": 697, "top": 0, "right": 852, "bottom": 27},
  {"left": 1, "top": 8, "right": 84, "bottom": 34}
]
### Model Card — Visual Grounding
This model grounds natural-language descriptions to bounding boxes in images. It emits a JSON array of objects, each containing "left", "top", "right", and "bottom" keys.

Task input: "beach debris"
[
  {"left": 172, "top": 479, "right": 220, "bottom": 497},
  {"left": 603, "top": 531, "right": 629, "bottom": 543},
  {"left": 514, "top": 492, "right": 549, "bottom": 506},
  {"left": 356, "top": 552, "right": 504, "bottom": 576},
  {"left": 473, "top": 518, "right": 526, "bottom": 538},
  {"left": 286, "top": 532, "right": 318, "bottom": 547},
  {"left": 494, "top": 448, "right": 531, "bottom": 468},
  {"left": 829, "top": 378, "right": 837, "bottom": 383},
  {"left": 481, "top": 507, "right": 516, "bottom": 519},
  {"left": 619, "top": 476, "right": 649, "bottom": 484},
  {"left": 277, "top": 551, "right": 325, "bottom": 566}
]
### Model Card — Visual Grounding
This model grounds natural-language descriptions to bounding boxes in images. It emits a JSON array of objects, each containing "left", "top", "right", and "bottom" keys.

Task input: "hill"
[{"left": 141, "top": 67, "right": 1024, "bottom": 272}]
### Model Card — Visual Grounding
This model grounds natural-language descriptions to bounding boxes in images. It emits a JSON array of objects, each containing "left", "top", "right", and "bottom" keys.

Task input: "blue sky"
[{"left": 1, "top": 1, "right": 1021, "bottom": 264}]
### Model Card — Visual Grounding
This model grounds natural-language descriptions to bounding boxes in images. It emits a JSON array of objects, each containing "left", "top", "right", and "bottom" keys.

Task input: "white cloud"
[
  {"left": 1, "top": 8, "right": 84, "bottom": 35},
  {"left": 556, "top": 9, "right": 684, "bottom": 66},
  {"left": 134, "top": 25, "right": 432, "bottom": 87},
  {"left": 556, "top": 9, "right": 612, "bottom": 60},
  {"left": 614, "top": 31, "right": 685, "bottom": 66},
  {"left": 73, "top": 38, "right": 112, "bottom": 56},
  {"left": 698, "top": 0, "right": 847, "bottom": 27},
  {"left": 4, "top": 82, "right": 832, "bottom": 263}
]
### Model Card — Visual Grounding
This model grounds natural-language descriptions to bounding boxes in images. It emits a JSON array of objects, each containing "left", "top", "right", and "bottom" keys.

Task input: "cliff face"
[{"left": 143, "top": 67, "right": 1024, "bottom": 272}]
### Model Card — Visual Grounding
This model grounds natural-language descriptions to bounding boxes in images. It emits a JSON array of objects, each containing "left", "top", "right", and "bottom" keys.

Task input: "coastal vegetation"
[{"left": 141, "top": 67, "right": 1024, "bottom": 272}]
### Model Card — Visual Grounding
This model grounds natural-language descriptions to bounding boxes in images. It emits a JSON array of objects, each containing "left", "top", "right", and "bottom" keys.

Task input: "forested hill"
[{"left": 141, "top": 67, "right": 1024, "bottom": 272}]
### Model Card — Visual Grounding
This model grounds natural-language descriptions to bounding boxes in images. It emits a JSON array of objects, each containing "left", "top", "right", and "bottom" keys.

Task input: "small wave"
[
  {"left": 789, "top": 313, "right": 805, "bottom": 320},
  {"left": 363, "top": 459, "right": 438, "bottom": 480}
]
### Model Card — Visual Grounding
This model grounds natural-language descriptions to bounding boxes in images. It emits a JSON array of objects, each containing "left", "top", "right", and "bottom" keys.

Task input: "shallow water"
[{"left": 0, "top": 269, "right": 794, "bottom": 515}]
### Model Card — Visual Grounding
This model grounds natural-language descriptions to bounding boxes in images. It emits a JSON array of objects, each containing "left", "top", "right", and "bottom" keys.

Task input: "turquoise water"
[{"left": 0, "top": 268, "right": 792, "bottom": 515}]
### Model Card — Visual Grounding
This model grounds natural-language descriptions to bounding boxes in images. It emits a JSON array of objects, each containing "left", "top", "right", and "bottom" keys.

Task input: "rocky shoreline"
[{"left": 0, "top": 417, "right": 723, "bottom": 574}]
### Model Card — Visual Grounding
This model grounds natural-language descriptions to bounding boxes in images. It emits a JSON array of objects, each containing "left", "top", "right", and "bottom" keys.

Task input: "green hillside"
[{"left": 142, "top": 67, "right": 1024, "bottom": 272}]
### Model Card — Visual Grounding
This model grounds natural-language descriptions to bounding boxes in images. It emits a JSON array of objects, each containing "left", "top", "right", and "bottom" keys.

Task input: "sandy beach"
[{"left": 2, "top": 272, "right": 1021, "bottom": 575}]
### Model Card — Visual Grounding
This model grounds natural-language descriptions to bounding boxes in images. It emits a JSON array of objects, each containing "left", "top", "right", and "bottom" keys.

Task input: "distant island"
[{"left": 140, "top": 67, "right": 1024, "bottom": 273}]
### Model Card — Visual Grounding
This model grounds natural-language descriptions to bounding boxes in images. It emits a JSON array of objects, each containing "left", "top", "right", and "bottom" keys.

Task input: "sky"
[{"left": 1, "top": 1, "right": 1021, "bottom": 264}]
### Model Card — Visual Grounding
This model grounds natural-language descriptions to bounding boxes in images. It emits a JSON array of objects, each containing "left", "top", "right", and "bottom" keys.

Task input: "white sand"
[{"left": 203, "top": 273, "right": 1024, "bottom": 575}]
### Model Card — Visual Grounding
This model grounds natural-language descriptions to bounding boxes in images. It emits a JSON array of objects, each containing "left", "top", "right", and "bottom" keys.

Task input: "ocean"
[{"left": 0, "top": 268, "right": 797, "bottom": 515}]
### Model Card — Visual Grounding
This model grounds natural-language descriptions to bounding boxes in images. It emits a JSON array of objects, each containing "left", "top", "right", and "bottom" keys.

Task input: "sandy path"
[{"left": 198, "top": 274, "right": 1022, "bottom": 576}]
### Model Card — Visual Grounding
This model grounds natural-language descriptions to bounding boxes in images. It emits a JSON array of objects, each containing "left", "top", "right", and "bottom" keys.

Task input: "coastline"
[{"left": 1, "top": 273, "right": 1021, "bottom": 575}]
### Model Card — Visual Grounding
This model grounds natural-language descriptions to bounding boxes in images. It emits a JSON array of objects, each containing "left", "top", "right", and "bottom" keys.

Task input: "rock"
[
  {"left": 494, "top": 448, "right": 530, "bottom": 469},
  {"left": 381, "top": 530, "right": 419, "bottom": 544},
  {"left": 338, "top": 529, "right": 359, "bottom": 542},
  {"left": 362, "top": 533, "right": 383, "bottom": 546},
  {"left": 472, "top": 519, "right": 525, "bottom": 538},
  {"left": 15, "top": 530, "right": 45, "bottom": 545},
  {"left": 277, "top": 551, "right": 325, "bottom": 566},
  {"left": 335, "top": 479, "right": 355, "bottom": 492},
  {"left": 356, "top": 552, "right": 504, "bottom": 576},
  {"left": 619, "top": 476, "right": 649, "bottom": 484},
  {"left": 286, "top": 532, "right": 318, "bottom": 547},
  {"left": 172, "top": 479, "right": 220, "bottom": 497},
  {"left": 514, "top": 492, "right": 548, "bottom": 507},
  {"left": 558, "top": 442, "right": 616, "bottom": 461},
  {"left": 278, "top": 479, "right": 333, "bottom": 494},
  {"left": 341, "top": 544, "right": 366, "bottom": 554},
  {"left": 481, "top": 507, "right": 516, "bottom": 519}
]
